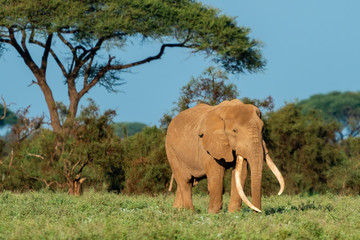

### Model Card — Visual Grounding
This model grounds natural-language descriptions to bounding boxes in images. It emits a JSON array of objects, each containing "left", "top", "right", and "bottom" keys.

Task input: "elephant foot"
[
  {"left": 208, "top": 208, "right": 221, "bottom": 214},
  {"left": 228, "top": 203, "right": 241, "bottom": 213},
  {"left": 208, "top": 201, "right": 222, "bottom": 214},
  {"left": 173, "top": 204, "right": 195, "bottom": 212}
]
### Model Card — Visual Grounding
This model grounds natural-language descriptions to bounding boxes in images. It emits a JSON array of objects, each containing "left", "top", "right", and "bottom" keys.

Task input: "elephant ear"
[{"left": 199, "top": 111, "right": 234, "bottom": 162}]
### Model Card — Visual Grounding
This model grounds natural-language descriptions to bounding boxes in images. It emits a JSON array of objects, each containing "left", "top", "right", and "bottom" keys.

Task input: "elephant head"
[{"left": 199, "top": 101, "right": 284, "bottom": 212}]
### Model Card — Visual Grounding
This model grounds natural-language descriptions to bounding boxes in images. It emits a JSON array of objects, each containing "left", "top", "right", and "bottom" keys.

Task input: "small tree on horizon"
[
  {"left": 299, "top": 91, "right": 360, "bottom": 140},
  {"left": 160, "top": 66, "right": 273, "bottom": 129},
  {"left": 177, "top": 66, "right": 239, "bottom": 111}
]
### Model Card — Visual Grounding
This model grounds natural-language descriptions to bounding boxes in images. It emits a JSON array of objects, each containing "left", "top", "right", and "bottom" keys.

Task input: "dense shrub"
[
  {"left": 263, "top": 103, "right": 345, "bottom": 194},
  {"left": 327, "top": 137, "right": 360, "bottom": 194},
  {"left": 1, "top": 100, "right": 359, "bottom": 196},
  {"left": 119, "top": 127, "right": 172, "bottom": 194},
  {"left": 0, "top": 102, "right": 124, "bottom": 194}
]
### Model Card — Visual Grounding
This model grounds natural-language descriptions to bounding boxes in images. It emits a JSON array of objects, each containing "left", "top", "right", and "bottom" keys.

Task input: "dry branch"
[
  {"left": 1, "top": 96, "right": 6, "bottom": 120},
  {"left": 27, "top": 152, "right": 45, "bottom": 160},
  {"left": 28, "top": 176, "right": 63, "bottom": 189},
  {"left": 8, "top": 150, "right": 14, "bottom": 168}
]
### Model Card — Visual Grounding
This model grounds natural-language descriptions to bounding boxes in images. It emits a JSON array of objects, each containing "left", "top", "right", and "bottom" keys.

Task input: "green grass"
[{"left": 0, "top": 191, "right": 359, "bottom": 239}]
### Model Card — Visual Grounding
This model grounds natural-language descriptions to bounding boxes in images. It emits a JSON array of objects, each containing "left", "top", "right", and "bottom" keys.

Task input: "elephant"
[{"left": 165, "top": 99, "right": 285, "bottom": 213}]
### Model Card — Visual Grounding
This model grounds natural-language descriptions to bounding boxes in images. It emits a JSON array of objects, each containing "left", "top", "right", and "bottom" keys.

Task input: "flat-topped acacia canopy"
[{"left": 0, "top": 0, "right": 265, "bottom": 133}]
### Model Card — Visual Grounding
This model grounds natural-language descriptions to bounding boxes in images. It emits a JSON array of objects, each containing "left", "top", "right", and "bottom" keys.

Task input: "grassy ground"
[{"left": 0, "top": 191, "right": 359, "bottom": 239}]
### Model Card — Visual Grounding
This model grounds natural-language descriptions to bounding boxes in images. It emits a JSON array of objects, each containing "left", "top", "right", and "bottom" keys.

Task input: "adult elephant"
[{"left": 165, "top": 99, "right": 284, "bottom": 213}]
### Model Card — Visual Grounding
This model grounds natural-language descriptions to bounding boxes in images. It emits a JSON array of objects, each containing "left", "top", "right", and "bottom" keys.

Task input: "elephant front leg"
[
  {"left": 206, "top": 161, "right": 225, "bottom": 213},
  {"left": 229, "top": 160, "right": 248, "bottom": 212}
]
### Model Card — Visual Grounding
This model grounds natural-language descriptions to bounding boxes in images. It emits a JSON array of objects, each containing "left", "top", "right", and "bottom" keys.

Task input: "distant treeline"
[
  {"left": 0, "top": 97, "right": 359, "bottom": 196},
  {"left": 113, "top": 122, "right": 147, "bottom": 138}
]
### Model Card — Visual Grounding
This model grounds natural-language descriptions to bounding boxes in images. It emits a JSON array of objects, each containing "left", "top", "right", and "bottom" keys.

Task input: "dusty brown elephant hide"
[{"left": 165, "top": 99, "right": 284, "bottom": 213}]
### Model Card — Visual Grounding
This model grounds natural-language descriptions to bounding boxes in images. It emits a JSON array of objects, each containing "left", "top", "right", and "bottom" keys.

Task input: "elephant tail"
[{"left": 167, "top": 174, "right": 174, "bottom": 193}]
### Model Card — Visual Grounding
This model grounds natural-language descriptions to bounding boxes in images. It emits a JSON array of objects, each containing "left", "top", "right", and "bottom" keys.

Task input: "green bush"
[
  {"left": 263, "top": 103, "right": 345, "bottom": 194},
  {"left": 120, "top": 126, "right": 172, "bottom": 194},
  {"left": 2, "top": 100, "right": 359, "bottom": 196},
  {"left": 327, "top": 137, "right": 360, "bottom": 194},
  {"left": 0, "top": 101, "right": 125, "bottom": 194}
]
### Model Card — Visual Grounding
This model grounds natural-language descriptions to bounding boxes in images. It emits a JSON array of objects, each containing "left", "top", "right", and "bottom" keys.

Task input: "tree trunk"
[
  {"left": 37, "top": 76, "right": 62, "bottom": 133},
  {"left": 67, "top": 177, "right": 86, "bottom": 196}
]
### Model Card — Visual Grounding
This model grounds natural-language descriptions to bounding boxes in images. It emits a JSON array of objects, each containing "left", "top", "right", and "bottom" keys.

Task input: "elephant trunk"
[
  {"left": 235, "top": 156, "right": 261, "bottom": 212},
  {"left": 234, "top": 120, "right": 264, "bottom": 212},
  {"left": 250, "top": 150, "right": 263, "bottom": 211}
]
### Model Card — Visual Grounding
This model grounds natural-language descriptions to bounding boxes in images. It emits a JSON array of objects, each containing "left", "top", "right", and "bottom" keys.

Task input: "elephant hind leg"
[
  {"left": 171, "top": 172, "right": 194, "bottom": 211},
  {"left": 173, "top": 186, "right": 182, "bottom": 208},
  {"left": 177, "top": 180, "right": 195, "bottom": 211},
  {"left": 166, "top": 146, "right": 195, "bottom": 211}
]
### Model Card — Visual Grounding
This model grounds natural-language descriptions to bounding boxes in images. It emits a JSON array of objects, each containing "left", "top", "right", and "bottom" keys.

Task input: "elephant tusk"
[
  {"left": 265, "top": 154, "right": 285, "bottom": 195},
  {"left": 235, "top": 155, "right": 262, "bottom": 213}
]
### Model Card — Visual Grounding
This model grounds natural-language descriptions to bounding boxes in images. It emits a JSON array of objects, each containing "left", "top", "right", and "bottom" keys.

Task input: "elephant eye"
[
  {"left": 199, "top": 133, "right": 204, "bottom": 138},
  {"left": 232, "top": 129, "right": 237, "bottom": 133}
]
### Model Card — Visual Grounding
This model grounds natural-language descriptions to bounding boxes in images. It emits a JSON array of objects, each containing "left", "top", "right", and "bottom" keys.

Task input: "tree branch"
[
  {"left": 27, "top": 152, "right": 46, "bottom": 160},
  {"left": 83, "top": 53, "right": 96, "bottom": 87},
  {"left": 114, "top": 42, "right": 192, "bottom": 70},
  {"left": 77, "top": 158, "right": 90, "bottom": 175},
  {"left": 78, "top": 55, "right": 113, "bottom": 98},
  {"left": 8, "top": 27, "right": 40, "bottom": 75},
  {"left": 21, "top": 28, "right": 30, "bottom": 56},
  {"left": 62, "top": 148, "right": 74, "bottom": 183},
  {"left": 78, "top": 41, "right": 191, "bottom": 98},
  {"left": 65, "top": 38, "right": 105, "bottom": 102},
  {"left": 29, "top": 32, "right": 68, "bottom": 78},
  {"left": 58, "top": 32, "right": 77, "bottom": 59},
  {"left": 71, "top": 158, "right": 82, "bottom": 176},
  {"left": 0, "top": 38, "right": 11, "bottom": 44},
  {"left": 9, "top": 150, "right": 14, "bottom": 168},
  {"left": 29, "top": 175, "right": 63, "bottom": 189},
  {"left": 1, "top": 96, "right": 6, "bottom": 120},
  {"left": 350, "top": 126, "right": 360, "bottom": 137},
  {"left": 78, "top": 38, "right": 104, "bottom": 70},
  {"left": 40, "top": 33, "right": 53, "bottom": 73},
  {"left": 27, "top": 80, "right": 39, "bottom": 87}
]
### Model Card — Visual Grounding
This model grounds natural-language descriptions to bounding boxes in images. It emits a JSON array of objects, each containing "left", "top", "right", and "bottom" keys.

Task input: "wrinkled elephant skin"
[{"left": 165, "top": 99, "right": 284, "bottom": 213}]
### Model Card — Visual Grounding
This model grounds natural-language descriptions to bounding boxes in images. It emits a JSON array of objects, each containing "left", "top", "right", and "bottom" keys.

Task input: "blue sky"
[{"left": 1, "top": 0, "right": 360, "bottom": 128}]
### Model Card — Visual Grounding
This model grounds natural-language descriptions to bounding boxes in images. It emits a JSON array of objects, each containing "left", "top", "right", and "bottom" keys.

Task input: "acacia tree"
[{"left": 0, "top": 0, "right": 265, "bottom": 134}]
